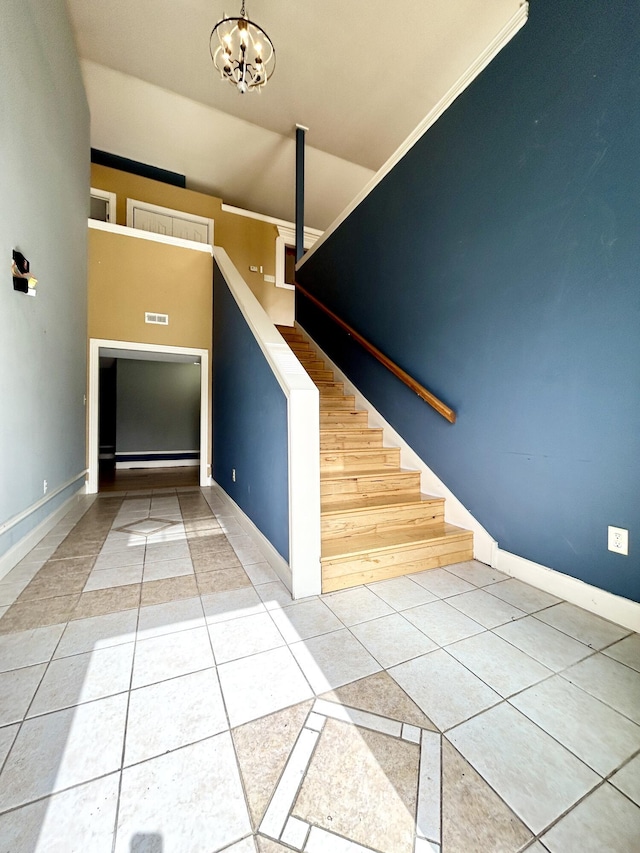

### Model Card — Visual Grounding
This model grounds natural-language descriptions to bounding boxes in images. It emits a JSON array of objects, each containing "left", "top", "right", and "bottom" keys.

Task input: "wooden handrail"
[{"left": 294, "top": 282, "right": 456, "bottom": 424}]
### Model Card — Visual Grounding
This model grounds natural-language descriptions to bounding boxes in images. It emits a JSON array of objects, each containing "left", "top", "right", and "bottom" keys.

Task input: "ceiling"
[{"left": 67, "top": 0, "right": 523, "bottom": 225}]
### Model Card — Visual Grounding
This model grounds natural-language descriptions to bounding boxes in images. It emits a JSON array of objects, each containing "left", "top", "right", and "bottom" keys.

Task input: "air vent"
[{"left": 145, "top": 312, "right": 169, "bottom": 325}]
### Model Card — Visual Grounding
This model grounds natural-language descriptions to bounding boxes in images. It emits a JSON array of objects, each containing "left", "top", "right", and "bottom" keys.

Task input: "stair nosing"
[
  {"left": 321, "top": 494, "right": 444, "bottom": 517},
  {"left": 321, "top": 469, "right": 420, "bottom": 484},
  {"left": 321, "top": 524, "right": 473, "bottom": 561}
]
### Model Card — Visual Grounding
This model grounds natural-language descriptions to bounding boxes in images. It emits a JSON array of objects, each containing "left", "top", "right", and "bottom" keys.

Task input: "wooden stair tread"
[
  {"left": 320, "top": 426, "right": 382, "bottom": 433},
  {"left": 322, "top": 523, "right": 471, "bottom": 560},
  {"left": 321, "top": 468, "right": 418, "bottom": 484},
  {"left": 321, "top": 447, "right": 398, "bottom": 460},
  {"left": 322, "top": 493, "right": 443, "bottom": 516}
]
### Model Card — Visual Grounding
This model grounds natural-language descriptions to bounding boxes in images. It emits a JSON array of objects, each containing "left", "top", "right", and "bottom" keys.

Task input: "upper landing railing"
[{"left": 294, "top": 281, "right": 456, "bottom": 424}]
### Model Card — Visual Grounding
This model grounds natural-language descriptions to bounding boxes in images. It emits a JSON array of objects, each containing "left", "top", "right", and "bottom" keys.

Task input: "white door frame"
[{"left": 87, "top": 338, "right": 210, "bottom": 493}]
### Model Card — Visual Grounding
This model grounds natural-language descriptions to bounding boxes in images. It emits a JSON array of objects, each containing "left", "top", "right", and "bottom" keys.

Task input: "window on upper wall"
[{"left": 90, "top": 188, "right": 117, "bottom": 223}]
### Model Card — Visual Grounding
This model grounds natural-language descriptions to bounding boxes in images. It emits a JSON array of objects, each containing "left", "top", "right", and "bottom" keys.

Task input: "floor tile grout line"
[
  {"left": 477, "top": 620, "right": 597, "bottom": 676},
  {"left": 178, "top": 491, "right": 237, "bottom": 739},
  {"left": 110, "top": 495, "right": 147, "bottom": 853},
  {"left": 525, "top": 774, "right": 614, "bottom": 846},
  {"left": 0, "top": 769, "right": 122, "bottom": 822},
  {"left": 1, "top": 485, "right": 638, "bottom": 851},
  {"left": 0, "top": 500, "right": 124, "bottom": 751},
  {"left": 507, "top": 663, "right": 640, "bottom": 729},
  {"left": 527, "top": 608, "right": 633, "bottom": 648}
]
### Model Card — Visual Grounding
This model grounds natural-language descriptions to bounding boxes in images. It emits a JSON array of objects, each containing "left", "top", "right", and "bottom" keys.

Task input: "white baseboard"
[
  {"left": 496, "top": 548, "right": 640, "bottom": 633},
  {"left": 0, "top": 486, "right": 86, "bottom": 582},
  {"left": 207, "top": 481, "right": 293, "bottom": 593},
  {"left": 115, "top": 458, "right": 200, "bottom": 469},
  {"left": 296, "top": 323, "right": 497, "bottom": 565}
]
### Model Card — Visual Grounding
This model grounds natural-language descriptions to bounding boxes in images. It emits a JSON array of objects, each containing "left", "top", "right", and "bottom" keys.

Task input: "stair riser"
[
  {"left": 320, "top": 448, "right": 400, "bottom": 475},
  {"left": 321, "top": 536, "right": 474, "bottom": 592},
  {"left": 314, "top": 378, "right": 345, "bottom": 387},
  {"left": 322, "top": 502, "right": 445, "bottom": 540},
  {"left": 291, "top": 347, "right": 326, "bottom": 368},
  {"left": 320, "top": 397, "right": 357, "bottom": 411},
  {"left": 296, "top": 357, "right": 326, "bottom": 369},
  {"left": 320, "top": 412, "right": 369, "bottom": 428},
  {"left": 318, "top": 385, "right": 346, "bottom": 397},
  {"left": 306, "top": 371, "right": 334, "bottom": 382},
  {"left": 320, "top": 431, "right": 384, "bottom": 450},
  {"left": 322, "top": 548, "right": 474, "bottom": 591},
  {"left": 321, "top": 474, "right": 421, "bottom": 507},
  {"left": 284, "top": 338, "right": 310, "bottom": 346}
]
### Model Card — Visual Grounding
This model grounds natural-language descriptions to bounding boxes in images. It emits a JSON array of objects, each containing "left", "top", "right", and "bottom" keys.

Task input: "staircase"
[{"left": 277, "top": 325, "right": 474, "bottom": 593}]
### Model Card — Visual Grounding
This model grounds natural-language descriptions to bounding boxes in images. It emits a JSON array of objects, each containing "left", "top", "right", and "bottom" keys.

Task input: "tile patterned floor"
[{"left": 0, "top": 486, "right": 639, "bottom": 852}]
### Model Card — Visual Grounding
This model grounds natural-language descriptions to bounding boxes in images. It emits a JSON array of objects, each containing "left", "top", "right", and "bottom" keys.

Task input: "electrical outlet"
[
  {"left": 43, "top": 479, "right": 48, "bottom": 495},
  {"left": 608, "top": 526, "right": 628, "bottom": 555},
  {"left": 232, "top": 468, "right": 236, "bottom": 483}
]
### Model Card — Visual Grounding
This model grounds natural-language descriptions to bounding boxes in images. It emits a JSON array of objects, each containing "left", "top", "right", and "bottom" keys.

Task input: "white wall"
[
  {"left": 81, "top": 61, "right": 375, "bottom": 231},
  {"left": 0, "top": 0, "right": 89, "bottom": 556}
]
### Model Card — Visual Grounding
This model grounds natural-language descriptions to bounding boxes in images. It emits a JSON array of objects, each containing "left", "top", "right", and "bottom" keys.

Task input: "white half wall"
[{"left": 81, "top": 61, "right": 375, "bottom": 231}]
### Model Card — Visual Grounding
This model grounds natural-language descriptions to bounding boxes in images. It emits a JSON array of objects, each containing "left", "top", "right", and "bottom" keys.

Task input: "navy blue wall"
[
  {"left": 297, "top": 0, "right": 640, "bottom": 601},
  {"left": 213, "top": 263, "right": 289, "bottom": 561}
]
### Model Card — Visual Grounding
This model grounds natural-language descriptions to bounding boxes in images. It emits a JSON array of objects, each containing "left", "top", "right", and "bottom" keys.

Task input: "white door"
[
  {"left": 133, "top": 209, "right": 173, "bottom": 236},
  {"left": 172, "top": 217, "right": 209, "bottom": 243}
]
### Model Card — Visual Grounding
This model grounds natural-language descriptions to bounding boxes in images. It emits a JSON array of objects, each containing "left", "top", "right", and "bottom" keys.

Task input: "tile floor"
[{"left": 0, "top": 487, "right": 638, "bottom": 852}]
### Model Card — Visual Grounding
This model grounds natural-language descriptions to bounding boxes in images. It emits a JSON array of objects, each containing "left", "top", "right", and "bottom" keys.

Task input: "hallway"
[
  {"left": 0, "top": 487, "right": 638, "bottom": 852},
  {"left": 98, "top": 465, "right": 199, "bottom": 493}
]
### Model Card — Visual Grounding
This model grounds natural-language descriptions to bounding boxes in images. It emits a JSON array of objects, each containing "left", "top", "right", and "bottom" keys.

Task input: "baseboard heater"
[{"left": 115, "top": 451, "right": 200, "bottom": 469}]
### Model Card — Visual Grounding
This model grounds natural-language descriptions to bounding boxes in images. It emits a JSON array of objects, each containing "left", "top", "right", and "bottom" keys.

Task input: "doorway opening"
[{"left": 88, "top": 339, "right": 210, "bottom": 493}]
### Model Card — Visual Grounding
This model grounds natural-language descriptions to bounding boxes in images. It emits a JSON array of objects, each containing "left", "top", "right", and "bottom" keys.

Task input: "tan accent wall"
[
  {"left": 88, "top": 227, "right": 214, "bottom": 475},
  {"left": 88, "top": 229, "right": 212, "bottom": 348},
  {"left": 91, "top": 164, "right": 294, "bottom": 324}
]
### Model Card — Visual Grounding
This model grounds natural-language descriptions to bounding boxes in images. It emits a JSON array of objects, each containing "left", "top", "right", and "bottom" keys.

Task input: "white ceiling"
[{"left": 68, "top": 0, "right": 522, "bottom": 226}]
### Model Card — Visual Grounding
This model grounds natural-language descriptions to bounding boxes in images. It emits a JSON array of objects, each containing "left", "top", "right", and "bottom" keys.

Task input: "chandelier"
[{"left": 210, "top": 1, "right": 276, "bottom": 94}]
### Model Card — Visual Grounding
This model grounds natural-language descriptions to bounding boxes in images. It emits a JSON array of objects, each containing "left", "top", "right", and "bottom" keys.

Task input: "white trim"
[
  {"left": 115, "top": 459, "right": 200, "bottom": 469},
  {"left": 208, "top": 482, "right": 292, "bottom": 592},
  {"left": 297, "top": 323, "right": 497, "bottom": 565},
  {"left": 126, "top": 198, "right": 214, "bottom": 245},
  {"left": 275, "top": 226, "right": 321, "bottom": 290},
  {"left": 0, "top": 487, "right": 87, "bottom": 582},
  {"left": 0, "top": 471, "right": 87, "bottom": 538},
  {"left": 88, "top": 219, "right": 213, "bottom": 254},
  {"left": 221, "top": 202, "right": 322, "bottom": 238},
  {"left": 115, "top": 450, "right": 199, "bottom": 456},
  {"left": 297, "top": 3, "right": 529, "bottom": 270},
  {"left": 495, "top": 548, "right": 640, "bottom": 634},
  {"left": 88, "top": 340, "right": 210, "bottom": 493},
  {"left": 213, "top": 247, "right": 321, "bottom": 598},
  {"left": 220, "top": 203, "right": 323, "bottom": 289},
  {"left": 90, "top": 187, "right": 117, "bottom": 223}
]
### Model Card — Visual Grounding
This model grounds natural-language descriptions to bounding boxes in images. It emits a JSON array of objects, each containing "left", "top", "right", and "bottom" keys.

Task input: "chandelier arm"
[{"left": 209, "top": 3, "right": 275, "bottom": 93}]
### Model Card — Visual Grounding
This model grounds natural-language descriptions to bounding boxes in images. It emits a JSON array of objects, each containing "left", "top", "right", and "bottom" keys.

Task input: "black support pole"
[{"left": 295, "top": 124, "right": 307, "bottom": 264}]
